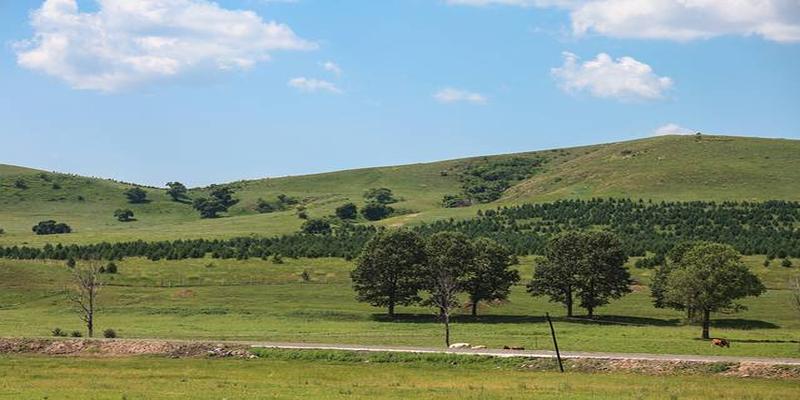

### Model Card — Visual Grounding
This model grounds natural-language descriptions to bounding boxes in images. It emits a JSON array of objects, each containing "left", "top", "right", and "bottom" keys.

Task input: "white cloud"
[
  {"left": 321, "top": 61, "right": 342, "bottom": 76},
  {"left": 652, "top": 123, "right": 694, "bottom": 136},
  {"left": 15, "top": 0, "right": 316, "bottom": 91},
  {"left": 288, "top": 77, "right": 342, "bottom": 93},
  {"left": 434, "top": 87, "right": 488, "bottom": 104},
  {"left": 551, "top": 52, "right": 673, "bottom": 101},
  {"left": 447, "top": 0, "right": 800, "bottom": 43}
]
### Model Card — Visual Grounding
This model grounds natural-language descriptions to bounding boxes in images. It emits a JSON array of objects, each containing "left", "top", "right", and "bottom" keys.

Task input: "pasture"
[
  {"left": 1, "top": 255, "right": 798, "bottom": 358},
  {"left": 1, "top": 351, "right": 798, "bottom": 399}
]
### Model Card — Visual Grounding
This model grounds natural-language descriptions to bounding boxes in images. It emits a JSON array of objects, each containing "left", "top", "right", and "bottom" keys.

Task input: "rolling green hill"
[{"left": 1, "top": 134, "right": 798, "bottom": 246}]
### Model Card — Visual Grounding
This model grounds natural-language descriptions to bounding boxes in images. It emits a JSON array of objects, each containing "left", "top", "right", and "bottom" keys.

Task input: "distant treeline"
[{"left": 1, "top": 199, "right": 798, "bottom": 261}]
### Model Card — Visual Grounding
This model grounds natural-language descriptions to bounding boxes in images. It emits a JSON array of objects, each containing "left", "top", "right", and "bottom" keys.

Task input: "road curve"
[{"left": 250, "top": 341, "right": 800, "bottom": 366}]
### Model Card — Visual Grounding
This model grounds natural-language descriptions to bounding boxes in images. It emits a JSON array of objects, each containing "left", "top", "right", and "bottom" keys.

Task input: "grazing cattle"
[
  {"left": 711, "top": 338, "right": 730, "bottom": 348},
  {"left": 471, "top": 345, "right": 487, "bottom": 350},
  {"left": 448, "top": 343, "right": 471, "bottom": 349}
]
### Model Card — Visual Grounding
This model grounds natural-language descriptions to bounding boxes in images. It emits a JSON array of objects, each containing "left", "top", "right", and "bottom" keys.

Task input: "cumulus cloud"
[
  {"left": 551, "top": 52, "right": 673, "bottom": 101},
  {"left": 321, "top": 61, "right": 342, "bottom": 76},
  {"left": 447, "top": 0, "right": 800, "bottom": 43},
  {"left": 288, "top": 77, "right": 342, "bottom": 93},
  {"left": 652, "top": 123, "right": 695, "bottom": 136},
  {"left": 433, "top": 87, "right": 488, "bottom": 104},
  {"left": 15, "top": 0, "right": 316, "bottom": 91}
]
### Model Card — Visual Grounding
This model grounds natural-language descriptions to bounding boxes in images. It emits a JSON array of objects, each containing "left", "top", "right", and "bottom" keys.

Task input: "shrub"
[
  {"left": 66, "top": 258, "right": 76, "bottom": 268},
  {"left": 335, "top": 203, "right": 358, "bottom": 220},
  {"left": 114, "top": 209, "right": 135, "bottom": 222},
  {"left": 32, "top": 220, "right": 72, "bottom": 235},
  {"left": 256, "top": 198, "right": 276, "bottom": 213},
  {"left": 124, "top": 187, "right": 148, "bottom": 204},
  {"left": 360, "top": 202, "right": 393, "bottom": 221},
  {"left": 301, "top": 270, "right": 311, "bottom": 282},
  {"left": 105, "top": 262, "right": 118, "bottom": 274},
  {"left": 782, "top": 258, "right": 793, "bottom": 268},
  {"left": 70, "top": 331, "right": 83, "bottom": 338},
  {"left": 363, "top": 188, "right": 397, "bottom": 204},
  {"left": 103, "top": 329, "right": 118, "bottom": 339},
  {"left": 272, "top": 254, "right": 284, "bottom": 264},
  {"left": 302, "top": 219, "right": 332, "bottom": 235},
  {"left": 51, "top": 328, "right": 67, "bottom": 337},
  {"left": 14, "top": 178, "right": 28, "bottom": 189},
  {"left": 0, "top": 228, "right": 4, "bottom": 235}
]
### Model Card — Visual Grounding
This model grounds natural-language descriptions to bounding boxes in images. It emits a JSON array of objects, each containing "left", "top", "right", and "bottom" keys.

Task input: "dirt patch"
[
  {"left": 0, "top": 338, "right": 255, "bottom": 359},
  {"left": 173, "top": 289, "right": 196, "bottom": 298},
  {"left": 519, "top": 358, "right": 800, "bottom": 379}
]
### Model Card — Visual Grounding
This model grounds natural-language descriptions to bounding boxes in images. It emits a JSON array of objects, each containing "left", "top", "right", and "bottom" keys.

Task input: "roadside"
[{"left": 2, "top": 337, "right": 800, "bottom": 379}]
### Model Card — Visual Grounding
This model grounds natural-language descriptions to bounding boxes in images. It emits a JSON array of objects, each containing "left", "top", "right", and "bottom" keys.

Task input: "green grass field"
[
  {"left": 2, "top": 135, "right": 799, "bottom": 246},
  {"left": 1, "top": 351, "right": 798, "bottom": 399},
  {"left": 2, "top": 255, "right": 798, "bottom": 358}
]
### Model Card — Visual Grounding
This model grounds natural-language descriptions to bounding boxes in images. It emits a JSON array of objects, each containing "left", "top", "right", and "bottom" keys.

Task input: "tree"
[
  {"left": 363, "top": 188, "right": 397, "bottom": 204},
  {"left": 256, "top": 198, "right": 276, "bottom": 213},
  {"left": 166, "top": 182, "right": 189, "bottom": 202},
  {"left": 209, "top": 186, "right": 239, "bottom": 208},
  {"left": 192, "top": 198, "right": 226, "bottom": 219},
  {"left": 528, "top": 231, "right": 630, "bottom": 318},
  {"left": 124, "top": 187, "right": 148, "bottom": 204},
  {"left": 335, "top": 203, "right": 358, "bottom": 220},
  {"left": 662, "top": 243, "right": 765, "bottom": 339},
  {"left": 32, "top": 220, "right": 72, "bottom": 235},
  {"left": 361, "top": 202, "right": 393, "bottom": 221},
  {"left": 576, "top": 232, "right": 631, "bottom": 318},
  {"left": 351, "top": 229, "right": 427, "bottom": 318},
  {"left": 14, "top": 178, "right": 27, "bottom": 189},
  {"left": 422, "top": 232, "right": 475, "bottom": 347},
  {"left": 527, "top": 232, "right": 584, "bottom": 317},
  {"left": 464, "top": 238, "right": 519, "bottom": 316},
  {"left": 69, "top": 264, "right": 102, "bottom": 338},
  {"left": 114, "top": 208, "right": 134, "bottom": 222},
  {"left": 302, "top": 219, "right": 332, "bottom": 235},
  {"left": 652, "top": 241, "right": 712, "bottom": 321}
]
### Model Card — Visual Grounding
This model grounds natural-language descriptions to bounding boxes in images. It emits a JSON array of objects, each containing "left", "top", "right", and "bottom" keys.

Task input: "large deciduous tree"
[
  {"left": 528, "top": 231, "right": 630, "bottom": 318},
  {"left": 351, "top": 229, "right": 427, "bottom": 318},
  {"left": 124, "top": 187, "right": 148, "bottom": 204},
  {"left": 663, "top": 243, "right": 765, "bottom": 339},
  {"left": 166, "top": 182, "right": 189, "bottom": 202},
  {"left": 422, "top": 232, "right": 475, "bottom": 347},
  {"left": 192, "top": 186, "right": 239, "bottom": 218},
  {"left": 464, "top": 238, "right": 519, "bottom": 316}
]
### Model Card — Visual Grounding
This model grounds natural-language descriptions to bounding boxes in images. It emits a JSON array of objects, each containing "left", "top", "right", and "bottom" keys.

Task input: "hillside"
[{"left": 1, "top": 134, "right": 798, "bottom": 246}]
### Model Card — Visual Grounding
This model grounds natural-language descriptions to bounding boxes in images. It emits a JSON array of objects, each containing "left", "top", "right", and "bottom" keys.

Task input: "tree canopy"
[{"left": 124, "top": 187, "right": 148, "bottom": 204}]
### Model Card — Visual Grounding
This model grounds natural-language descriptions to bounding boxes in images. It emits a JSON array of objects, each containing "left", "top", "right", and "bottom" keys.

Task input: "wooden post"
[{"left": 546, "top": 312, "right": 564, "bottom": 373}]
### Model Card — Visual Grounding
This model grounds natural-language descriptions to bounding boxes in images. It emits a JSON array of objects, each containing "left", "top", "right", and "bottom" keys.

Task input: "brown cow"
[{"left": 711, "top": 338, "right": 730, "bottom": 348}]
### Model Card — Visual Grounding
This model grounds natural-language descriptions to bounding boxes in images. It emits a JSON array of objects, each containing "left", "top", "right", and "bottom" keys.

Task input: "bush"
[
  {"left": 363, "top": 188, "right": 397, "bottom": 204},
  {"left": 360, "top": 202, "right": 393, "bottom": 221},
  {"left": 272, "top": 254, "right": 284, "bottom": 264},
  {"left": 302, "top": 219, "right": 332, "bottom": 235},
  {"left": 782, "top": 258, "right": 793, "bottom": 268},
  {"left": 105, "top": 262, "right": 118, "bottom": 274},
  {"left": 335, "top": 203, "right": 358, "bottom": 220},
  {"left": 14, "top": 178, "right": 28, "bottom": 189},
  {"left": 66, "top": 258, "right": 76, "bottom": 268},
  {"left": 0, "top": 228, "right": 4, "bottom": 235},
  {"left": 70, "top": 330, "right": 83, "bottom": 338},
  {"left": 301, "top": 270, "right": 311, "bottom": 282},
  {"left": 32, "top": 220, "right": 72, "bottom": 235},
  {"left": 103, "top": 329, "right": 118, "bottom": 338},
  {"left": 256, "top": 198, "right": 276, "bottom": 213},
  {"left": 114, "top": 208, "right": 134, "bottom": 222},
  {"left": 124, "top": 187, "right": 148, "bottom": 204},
  {"left": 51, "top": 328, "right": 67, "bottom": 337}
]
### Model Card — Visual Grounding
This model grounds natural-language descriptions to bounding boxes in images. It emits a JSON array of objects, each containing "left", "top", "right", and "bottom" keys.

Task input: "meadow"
[
  {"left": 1, "top": 350, "right": 799, "bottom": 400},
  {"left": 1, "top": 255, "right": 798, "bottom": 358}
]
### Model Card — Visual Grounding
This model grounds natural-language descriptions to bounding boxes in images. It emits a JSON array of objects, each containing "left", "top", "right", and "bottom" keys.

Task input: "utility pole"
[{"left": 546, "top": 312, "right": 564, "bottom": 373}]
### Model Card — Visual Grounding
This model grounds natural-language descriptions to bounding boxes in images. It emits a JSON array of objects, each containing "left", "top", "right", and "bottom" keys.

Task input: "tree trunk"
[
  {"left": 388, "top": 302, "right": 395, "bottom": 319},
  {"left": 701, "top": 309, "right": 711, "bottom": 339},
  {"left": 565, "top": 293, "right": 573, "bottom": 317},
  {"left": 587, "top": 305, "right": 594, "bottom": 319},
  {"left": 87, "top": 314, "right": 93, "bottom": 338},
  {"left": 471, "top": 301, "right": 478, "bottom": 317},
  {"left": 444, "top": 312, "right": 451, "bottom": 347}
]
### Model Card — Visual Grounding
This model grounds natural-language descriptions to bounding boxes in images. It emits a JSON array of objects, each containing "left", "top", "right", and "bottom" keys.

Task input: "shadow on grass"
[
  {"left": 710, "top": 319, "right": 780, "bottom": 330},
  {"left": 370, "top": 314, "right": 683, "bottom": 327}
]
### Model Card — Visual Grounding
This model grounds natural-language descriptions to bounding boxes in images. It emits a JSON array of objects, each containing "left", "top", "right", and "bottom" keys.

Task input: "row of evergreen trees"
[{"left": 1, "top": 198, "right": 797, "bottom": 261}]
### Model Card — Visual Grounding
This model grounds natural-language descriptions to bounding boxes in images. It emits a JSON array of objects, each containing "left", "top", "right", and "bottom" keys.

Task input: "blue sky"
[{"left": 1, "top": 0, "right": 799, "bottom": 187}]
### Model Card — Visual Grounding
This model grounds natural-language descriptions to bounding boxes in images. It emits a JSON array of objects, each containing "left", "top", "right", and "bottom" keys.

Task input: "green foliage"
[
  {"left": 208, "top": 185, "right": 239, "bottom": 209},
  {"left": 124, "top": 187, "right": 148, "bottom": 204},
  {"left": 105, "top": 262, "right": 118, "bottom": 274},
  {"left": 255, "top": 198, "right": 276, "bottom": 213},
  {"left": 165, "top": 182, "right": 189, "bottom": 202},
  {"left": 363, "top": 188, "right": 397, "bottom": 204},
  {"left": 528, "top": 231, "right": 630, "bottom": 317},
  {"left": 14, "top": 178, "right": 28, "bottom": 189},
  {"left": 361, "top": 202, "right": 393, "bottom": 221},
  {"left": 351, "top": 229, "right": 427, "bottom": 317},
  {"left": 335, "top": 203, "right": 358, "bottom": 220},
  {"left": 781, "top": 258, "right": 793, "bottom": 268},
  {"left": 70, "top": 330, "right": 83, "bottom": 338},
  {"left": 301, "top": 219, "right": 332, "bottom": 235},
  {"left": 663, "top": 243, "right": 766, "bottom": 338},
  {"left": 51, "top": 327, "right": 66, "bottom": 337},
  {"left": 114, "top": 208, "right": 134, "bottom": 222},
  {"left": 103, "top": 328, "right": 118, "bottom": 338},
  {"left": 32, "top": 220, "right": 72, "bottom": 235},
  {"left": 192, "top": 197, "right": 226, "bottom": 219},
  {"left": 464, "top": 238, "right": 520, "bottom": 316},
  {"left": 442, "top": 157, "right": 544, "bottom": 207}
]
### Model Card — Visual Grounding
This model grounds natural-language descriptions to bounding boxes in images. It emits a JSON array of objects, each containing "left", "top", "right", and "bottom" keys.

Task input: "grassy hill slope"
[{"left": 1, "top": 134, "right": 798, "bottom": 246}]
